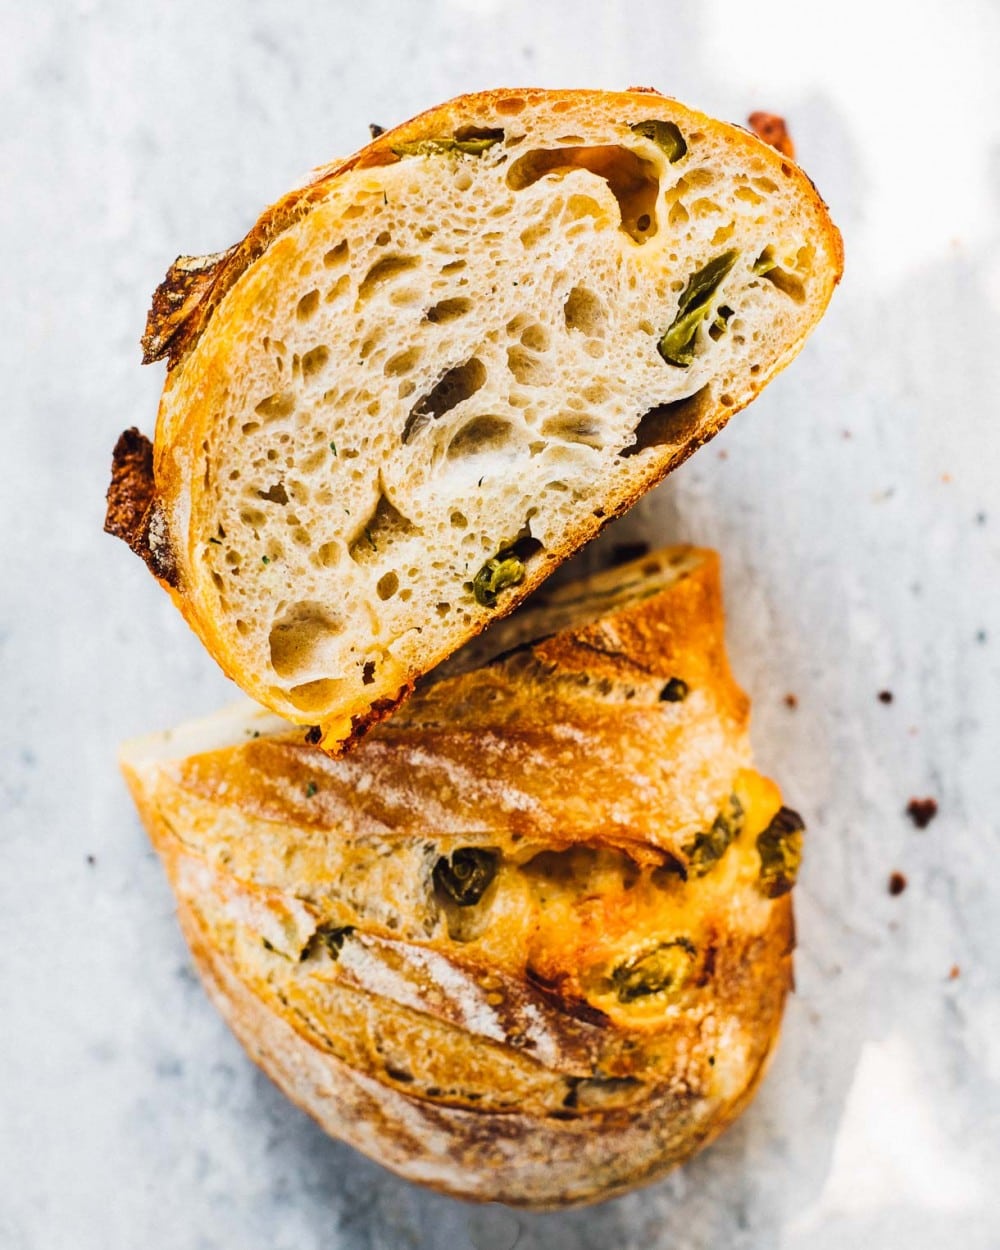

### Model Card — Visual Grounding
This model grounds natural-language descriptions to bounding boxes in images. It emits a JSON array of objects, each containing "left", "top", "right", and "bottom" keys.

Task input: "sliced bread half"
[{"left": 107, "top": 88, "right": 841, "bottom": 751}]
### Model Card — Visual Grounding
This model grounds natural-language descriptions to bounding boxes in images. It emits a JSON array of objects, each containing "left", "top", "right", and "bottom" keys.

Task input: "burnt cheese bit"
[
  {"left": 906, "top": 797, "right": 938, "bottom": 829},
  {"left": 305, "top": 725, "right": 323, "bottom": 745},
  {"left": 659, "top": 677, "right": 689, "bottom": 703},
  {"left": 300, "top": 924, "right": 355, "bottom": 961}
]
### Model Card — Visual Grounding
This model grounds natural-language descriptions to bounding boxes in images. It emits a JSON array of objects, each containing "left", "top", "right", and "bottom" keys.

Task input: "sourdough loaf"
[
  {"left": 120, "top": 547, "right": 804, "bottom": 1207},
  {"left": 107, "top": 87, "right": 841, "bottom": 752}
]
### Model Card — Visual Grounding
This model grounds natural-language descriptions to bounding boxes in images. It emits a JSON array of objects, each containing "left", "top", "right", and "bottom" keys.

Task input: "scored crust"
[
  {"left": 120, "top": 547, "right": 803, "bottom": 1207},
  {"left": 108, "top": 88, "right": 842, "bottom": 752}
]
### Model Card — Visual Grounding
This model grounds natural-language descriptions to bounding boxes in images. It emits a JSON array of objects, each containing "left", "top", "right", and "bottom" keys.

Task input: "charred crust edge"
[
  {"left": 525, "top": 966, "right": 612, "bottom": 1029},
  {"left": 104, "top": 427, "right": 180, "bottom": 587},
  {"left": 747, "top": 111, "right": 796, "bottom": 160}
]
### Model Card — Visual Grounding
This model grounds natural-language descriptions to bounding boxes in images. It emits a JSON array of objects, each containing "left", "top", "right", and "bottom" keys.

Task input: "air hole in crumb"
[
  {"left": 323, "top": 241, "right": 348, "bottom": 267},
  {"left": 317, "top": 542, "right": 341, "bottom": 567},
  {"left": 450, "top": 510, "right": 468, "bottom": 528},
  {"left": 349, "top": 491, "right": 420, "bottom": 564},
  {"left": 404, "top": 357, "right": 487, "bottom": 442},
  {"left": 384, "top": 346, "right": 423, "bottom": 376},
  {"left": 255, "top": 391, "right": 296, "bottom": 420},
  {"left": 762, "top": 265, "right": 806, "bottom": 303},
  {"left": 296, "top": 290, "right": 320, "bottom": 321},
  {"left": 520, "top": 322, "right": 549, "bottom": 351},
  {"left": 436, "top": 602, "right": 451, "bottom": 616},
  {"left": 325, "top": 274, "right": 350, "bottom": 303},
  {"left": 358, "top": 254, "right": 419, "bottom": 300},
  {"left": 269, "top": 602, "right": 344, "bottom": 681},
  {"left": 622, "top": 386, "right": 710, "bottom": 457},
  {"left": 507, "top": 345, "right": 547, "bottom": 385},
  {"left": 425, "top": 297, "right": 472, "bottom": 324},
  {"left": 507, "top": 145, "right": 659, "bottom": 243},
  {"left": 376, "top": 571, "right": 399, "bottom": 600},
  {"left": 301, "top": 345, "right": 330, "bottom": 378},
  {"left": 375, "top": 230, "right": 391, "bottom": 246},
  {"left": 447, "top": 415, "right": 516, "bottom": 460}
]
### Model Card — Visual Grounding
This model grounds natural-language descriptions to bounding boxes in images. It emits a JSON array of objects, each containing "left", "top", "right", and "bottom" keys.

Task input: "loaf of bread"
[
  {"left": 120, "top": 546, "right": 804, "bottom": 1207},
  {"left": 106, "top": 87, "right": 841, "bottom": 753}
]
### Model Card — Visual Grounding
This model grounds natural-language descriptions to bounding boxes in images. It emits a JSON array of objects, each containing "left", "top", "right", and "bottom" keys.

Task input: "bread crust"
[
  {"left": 120, "top": 547, "right": 801, "bottom": 1207},
  {"left": 111, "top": 88, "right": 843, "bottom": 751}
]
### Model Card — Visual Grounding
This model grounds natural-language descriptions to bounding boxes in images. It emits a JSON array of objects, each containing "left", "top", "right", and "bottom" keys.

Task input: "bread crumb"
[
  {"left": 783, "top": 693, "right": 798, "bottom": 709},
  {"left": 877, "top": 689, "right": 893, "bottom": 704},
  {"left": 748, "top": 112, "right": 795, "bottom": 159},
  {"left": 906, "top": 797, "right": 938, "bottom": 829},
  {"left": 888, "top": 871, "right": 907, "bottom": 896},
  {"left": 949, "top": 964, "right": 961, "bottom": 980}
]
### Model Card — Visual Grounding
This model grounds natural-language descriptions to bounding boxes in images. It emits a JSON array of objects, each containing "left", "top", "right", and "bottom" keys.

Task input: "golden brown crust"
[
  {"left": 120, "top": 547, "right": 802, "bottom": 1206},
  {"left": 179, "top": 892, "right": 791, "bottom": 1207},
  {"left": 141, "top": 89, "right": 838, "bottom": 373}
]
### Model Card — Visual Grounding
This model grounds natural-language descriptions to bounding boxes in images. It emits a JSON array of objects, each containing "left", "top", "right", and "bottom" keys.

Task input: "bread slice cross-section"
[{"left": 107, "top": 88, "right": 842, "bottom": 752}]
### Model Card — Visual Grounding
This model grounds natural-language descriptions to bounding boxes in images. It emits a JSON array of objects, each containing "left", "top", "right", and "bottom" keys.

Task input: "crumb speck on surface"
[
  {"left": 906, "top": 797, "right": 938, "bottom": 829},
  {"left": 888, "top": 871, "right": 907, "bottom": 896},
  {"left": 878, "top": 689, "right": 893, "bottom": 704},
  {"left": 949, "top": 965, "right": 961, "bottom": 980},
  {"left": 784, "top": 693, "right": 798, "bottom": 709}
]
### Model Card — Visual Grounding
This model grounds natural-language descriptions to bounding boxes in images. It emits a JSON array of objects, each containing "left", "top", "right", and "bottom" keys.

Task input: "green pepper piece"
[
  {"left": 756, "top": 806, "right": 805, "bottom": 898},
  {"left": 658, "top": 250, "right": 740, "bottom": 367},
  {"left": 612, "top": 938, "right": 697, "bottom": 1003},
  {"left": 392, "top": 135, "right": 502, "bottom": 158},
  {"left": 752, "top": 249, "right": 778, "bottom": 276},
  {"left": 683, "top": 792, "right": 745, "bottom": 876},
  {"left": 472, "top": 551, "right": 526, "bottom": 607},
  {"left": 433, "top": 848, "right": 499, "bottom": 906},
  {"left": 629, "top": 119, "right": 688, "bottom": 163}
]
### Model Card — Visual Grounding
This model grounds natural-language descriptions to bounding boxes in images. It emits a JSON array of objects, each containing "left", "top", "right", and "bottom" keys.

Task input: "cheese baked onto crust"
[
  {"left": 107, "top": 87, "right": 841, "bottom": 753},
  {"left": 120, "top": 547, "right": 803, "bottom": 1207}
]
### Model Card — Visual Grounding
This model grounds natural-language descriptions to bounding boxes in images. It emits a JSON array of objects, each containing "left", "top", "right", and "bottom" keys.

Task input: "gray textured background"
[{"left": 3, "top": 1, "right": 999, "bottom": 1246}]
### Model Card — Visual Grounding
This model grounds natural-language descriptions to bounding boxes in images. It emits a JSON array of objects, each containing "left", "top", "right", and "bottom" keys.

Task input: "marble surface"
[{"left": 3, "top": 1, "right": 1000, "bottom": 1246}]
